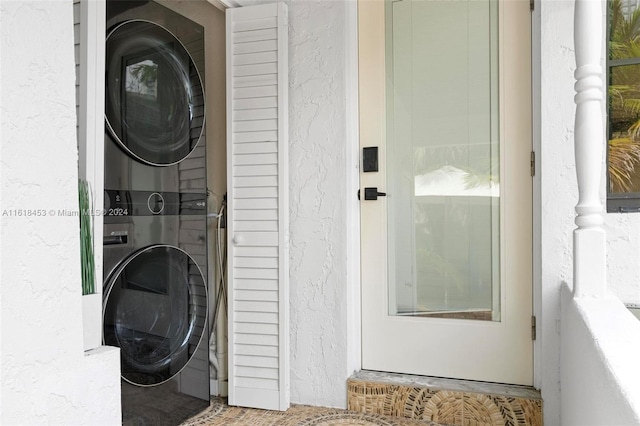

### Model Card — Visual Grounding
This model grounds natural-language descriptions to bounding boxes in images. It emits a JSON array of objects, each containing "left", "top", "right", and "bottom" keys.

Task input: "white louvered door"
[{"left": 226, "top": 3, "right": 289, "bottom": 411}]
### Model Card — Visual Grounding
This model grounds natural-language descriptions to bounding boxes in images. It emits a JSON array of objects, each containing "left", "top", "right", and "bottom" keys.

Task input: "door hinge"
[
  {"left": 531, "top": 315, "right": 537, "bottom": 340},
  {"left": 530, "top": 151, "right": 536, "bottom": 177},
  {"left": 530, "top": 0, "right": 534, "bottom": 12}
]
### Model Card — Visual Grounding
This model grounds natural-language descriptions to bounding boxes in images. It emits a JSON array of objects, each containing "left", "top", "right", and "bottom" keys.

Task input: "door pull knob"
[{"left": 359, "top": 187, "right": 387, "bottom": 201}]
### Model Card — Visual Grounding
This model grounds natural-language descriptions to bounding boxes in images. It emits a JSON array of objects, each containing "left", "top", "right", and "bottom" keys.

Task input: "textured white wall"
[
  {"left": 606, "top": 209, "right": 640, "bottom": 305},
  {"left": 539, "top": 1, "right": 576, "bottom": 424},
  {"left": 1, "top": 1, "right": 121, "bottom": 424},
  {"left": 560, "top": 283, "right": 640, "bottom": 425},
  {"left": 286, "top": 0, "right": 351, "bottom": 408}
]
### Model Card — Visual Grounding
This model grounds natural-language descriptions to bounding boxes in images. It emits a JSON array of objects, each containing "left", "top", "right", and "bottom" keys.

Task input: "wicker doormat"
[
  {"left": 348, "top": 379, "right": 542, "bottom": 426},
  {"left": 180, "top": 397, "right": 445, "bottom": 426}
]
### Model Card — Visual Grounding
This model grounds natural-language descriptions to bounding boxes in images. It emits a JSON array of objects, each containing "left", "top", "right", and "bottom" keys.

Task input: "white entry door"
[{"left": 359, "top": 0, "right": 533, "bottom": 385}]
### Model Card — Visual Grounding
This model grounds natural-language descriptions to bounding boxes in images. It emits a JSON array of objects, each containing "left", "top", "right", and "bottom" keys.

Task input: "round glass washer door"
[
  {"left": 105, "top": 20, "right": 205, "bottom": 166},
  {"left": 103, "top": 245, "right": 207, "bottom": 387}
]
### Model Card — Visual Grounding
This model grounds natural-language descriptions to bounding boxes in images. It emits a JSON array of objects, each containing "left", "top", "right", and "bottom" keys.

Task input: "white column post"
[{"left": 573, "top": 0, "right": 606, "bottom": 298}]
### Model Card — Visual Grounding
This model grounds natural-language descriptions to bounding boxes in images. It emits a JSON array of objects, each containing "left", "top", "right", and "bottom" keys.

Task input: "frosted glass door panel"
[{"left": 387, "top": 0, "right": 500, "bottom": 321}]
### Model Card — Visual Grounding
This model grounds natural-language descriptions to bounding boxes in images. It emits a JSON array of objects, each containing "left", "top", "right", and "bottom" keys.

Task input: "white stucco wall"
[
  {"left": 286, "top": 0, "right": 353, "bottom": 408},
  {"left": 560, "top": 283, "right": 640, "bottom": 425},
  {"left": 606, "top": 210, "right": 640, "bottom": 305},
  {"left": 1, "top": 1, "right": 121, "bottom": 424},
  {"left": 539, "top": 2, "right": 576, "bottom": 424}
]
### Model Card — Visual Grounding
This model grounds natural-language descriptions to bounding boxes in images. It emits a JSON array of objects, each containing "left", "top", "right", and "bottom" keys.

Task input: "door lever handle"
[{"left": 359, "top": 187, "right": 387, "bottom": 200}]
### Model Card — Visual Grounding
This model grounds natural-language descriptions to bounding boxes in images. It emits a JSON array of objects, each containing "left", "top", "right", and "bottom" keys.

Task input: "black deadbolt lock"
[{"left": 363, "top": 147, "right": 379, "bottom": 172}]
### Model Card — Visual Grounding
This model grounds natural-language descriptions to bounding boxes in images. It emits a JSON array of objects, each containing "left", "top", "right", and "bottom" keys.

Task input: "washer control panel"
[{"left": 104, "top": 190, "right": 206, "bottom": 217}]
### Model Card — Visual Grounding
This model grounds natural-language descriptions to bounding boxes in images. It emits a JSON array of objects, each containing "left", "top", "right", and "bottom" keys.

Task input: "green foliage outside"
[
  {"left": 79, "top": 179, "right": 95, "bottom": 295},
  {"left": 609, "top": 0, "right": 640, "bottom": 192}
]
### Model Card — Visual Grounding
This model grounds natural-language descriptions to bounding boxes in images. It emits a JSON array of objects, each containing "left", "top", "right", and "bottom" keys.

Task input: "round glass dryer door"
[
  {"left": 103, "top": 245, "right": 207, "bottom": 386},
  {"left": 105, "top": 20, "right": 205, "bottom": 166}
]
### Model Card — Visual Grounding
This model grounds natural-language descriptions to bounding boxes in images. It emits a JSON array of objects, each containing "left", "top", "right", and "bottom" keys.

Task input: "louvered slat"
[
  {"left": 235, "top": 289, "right": 279, "bottom": 301},
  {"left": 234, "top": 51, "right": 278, "bottom": 66},
  {"left": 233, "top": 153, "right": 278, "bottom": 166},
  {"left": 234, "top": 209, "right": 279, "bottom": 221},
  {"left": 234, "top": 280, "right": 279, "bottom": 293},
  {"left": 235, "top": 74, "right": 279, "bottom": 88},
  {"left": 235, "top": 311, "right": 279, "bottom": 323},
  {"left": 234, "top": 221, "right": 279, "bottom": 232},
  {"left": 233, "top": 165, "right": 278, "bottom": 177},
  {"left": 236, "top": 355, "right": 279, "bottom": 368},
  {"left": 235, "top": 246, "right": 279, "bottom": 257}
]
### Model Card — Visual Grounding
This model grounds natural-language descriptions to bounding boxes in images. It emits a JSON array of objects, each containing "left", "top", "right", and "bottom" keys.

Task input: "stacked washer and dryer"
[{"left": 102, "top": 1, "right": 210, "bottom": 423}]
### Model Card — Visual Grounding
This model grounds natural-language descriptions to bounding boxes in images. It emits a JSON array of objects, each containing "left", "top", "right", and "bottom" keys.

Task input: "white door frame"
[
  {"left": 531, "top": 0, "right": 542, "bottom": 391},
  {"left": 345, "top": 0, "right": 363, "bottom": 377}
]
